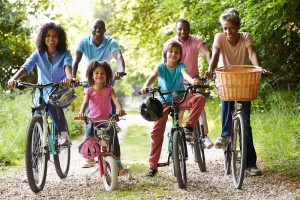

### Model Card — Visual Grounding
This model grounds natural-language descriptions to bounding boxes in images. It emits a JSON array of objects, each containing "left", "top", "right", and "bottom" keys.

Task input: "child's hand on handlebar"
[
  {"left": 118, "top": 109, "right": 126, "bottom": 117},
  {"left": 139, "top": 87, "right": 149, "bottom": 94},
  {"left": 192, "top": 78, "right": 201, "bottom": 86},
  {"left": 77, "top": 112, "right": 86, "bottom": 120}
]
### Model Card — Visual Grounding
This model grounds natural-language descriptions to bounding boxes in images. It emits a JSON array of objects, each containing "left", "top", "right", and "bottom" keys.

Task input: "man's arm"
[
  {"left": 72, "top": 50, "right": 83, "bottom": 79},
  {"left": 199, "top": 43, "right": 212, "bottom": 64},
  {"left": 112, "top": 49, "right": 125, "bottom": 72}
]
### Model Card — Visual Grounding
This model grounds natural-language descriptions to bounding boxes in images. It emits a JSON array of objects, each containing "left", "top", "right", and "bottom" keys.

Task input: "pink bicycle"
[{"left": 74, "top": 114, "right": 131, "bottom": 191}]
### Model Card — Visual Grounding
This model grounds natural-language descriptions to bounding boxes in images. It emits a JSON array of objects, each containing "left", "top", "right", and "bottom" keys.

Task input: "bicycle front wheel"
[
  {"left": 172, "top": 130, "right": 187, "bottom": 189},
  {"left": 102, "top": 155, "right": 118, "bottom": 191},
  {"left": 193, "top": 122, "right": 206, "bottom": 172},
  {"left": 231, "top": 113, "right": 247, "bottom": 189},
  {"left": 25, "top": 115, "right": 48, "bottom": 193},
  {"left": 54, "top": 133, "right": 70, "bottom": 178}
]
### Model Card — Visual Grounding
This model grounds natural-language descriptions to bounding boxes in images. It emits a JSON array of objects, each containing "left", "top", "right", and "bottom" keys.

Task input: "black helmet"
[
  {"left": 49, "top": 87, "right": 76, "bottom": 108},
  {"left": 139, "top": 97, "right": 163, "bottom": 121}
]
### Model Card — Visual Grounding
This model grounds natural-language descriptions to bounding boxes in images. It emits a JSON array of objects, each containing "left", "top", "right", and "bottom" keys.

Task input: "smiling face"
[
  {"left": 166, "top": 46, "right": 181, "bottom": 66},
  {"left": 45, "top": 29, "right": 58, "bottom": 49},
  {"left": 92, "top": 66, "right": 107, "bottom": 85},
  {"left": 175, "top": 21, "right": 190, "bottom": 42},
  {"left": 91, "top": 20, "right": 106, "bottom": 39},
  {"left": 222, "top": 20, "right": 240, "bottom": 45}
]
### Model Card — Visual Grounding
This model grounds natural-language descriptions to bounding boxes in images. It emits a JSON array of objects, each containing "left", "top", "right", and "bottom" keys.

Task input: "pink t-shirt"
[
  {"left": 213, "top": 32, "right": 252, "bottom": 67},
  {"left": 168, "top": 35, "right": 205, "bottom": 78},
  {"left": 85, "top": 86, "right": 113, "bottom": 120}
]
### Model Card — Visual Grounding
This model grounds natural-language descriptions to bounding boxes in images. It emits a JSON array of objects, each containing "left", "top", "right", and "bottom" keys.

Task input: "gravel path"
[{"left": 0, "top": 113, "right": 299, "bottom": 199}]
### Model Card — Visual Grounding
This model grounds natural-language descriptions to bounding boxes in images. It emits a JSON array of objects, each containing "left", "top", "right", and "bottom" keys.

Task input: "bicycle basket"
[
  {"left": 78, "top": 136, "right": 101, "bottom": 159},
  {"left": 49, "top": 86, "right": 76, "bottom": 108},
  {"left": 139, "top": 97, "right": 163, "bottom": 121},
  {"left": 215, "top": 65, "right": 262, "bottom": 101}
]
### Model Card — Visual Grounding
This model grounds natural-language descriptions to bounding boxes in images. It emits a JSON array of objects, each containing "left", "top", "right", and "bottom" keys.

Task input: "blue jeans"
[
  {"left": 221, "top": 101, "right": 257, "bottom": 168},
  {"left": 35, "top": 100, "right": 68, "bottom": 134},
  {"left": 86, "top": 122, "right": 120, "bottom": 157}
]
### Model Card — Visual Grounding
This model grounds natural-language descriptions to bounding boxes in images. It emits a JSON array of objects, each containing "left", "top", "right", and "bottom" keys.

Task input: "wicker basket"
[{"left": 215, "top": 65, "right": 262, "bottom": 101}]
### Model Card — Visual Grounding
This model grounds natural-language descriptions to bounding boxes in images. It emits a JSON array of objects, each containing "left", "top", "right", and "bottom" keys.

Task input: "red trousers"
[{"left": 149, "top": 94, "right": 205, "bottom": 170}]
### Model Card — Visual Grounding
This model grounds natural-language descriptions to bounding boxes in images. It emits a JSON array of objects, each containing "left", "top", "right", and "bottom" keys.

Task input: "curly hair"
[
  {"left": 162, "top": 41, "right": 183, "bottom": 63},
  {"left": 36, "top": 22, "right": 68, "bottom": 53},
  {"left": 86, "top": 60, "right": 113, "bottom": 86}
]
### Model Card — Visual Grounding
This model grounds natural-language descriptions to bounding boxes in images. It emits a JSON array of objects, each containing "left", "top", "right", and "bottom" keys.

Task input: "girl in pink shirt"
[{"left": 78, "top": 60, "right": 127, "bottom": 174}]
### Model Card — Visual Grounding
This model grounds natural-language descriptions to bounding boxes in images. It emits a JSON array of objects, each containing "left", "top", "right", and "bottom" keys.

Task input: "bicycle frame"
[{"left": 29, "top": 84, "right": 58, "bottom": 156}]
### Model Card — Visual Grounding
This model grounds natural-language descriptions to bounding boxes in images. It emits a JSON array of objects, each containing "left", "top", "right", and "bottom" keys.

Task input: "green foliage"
[
  {"left": 253, "top": 100, "right": 300, "bottom": 177},
  {"left": 0, "top": 0, "right": 52, "bottom": 87},
  {"left": 0, "top": 89, "right": 83, "bottom": 166}
]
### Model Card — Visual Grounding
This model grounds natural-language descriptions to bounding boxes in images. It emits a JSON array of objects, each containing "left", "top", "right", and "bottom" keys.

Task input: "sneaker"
[
  {"left": 114, "top": 122, "right": 122, "bottom": 132},
  {"left": 117, "top": 163, "right": 128, "bottom": 176},
  {"left": 246, "top": 166, "right": 262, "bottom": 176},
  {"left": 59, "top": 131, "right": 72, "bottom": 146},
  {"left": 214, "top": 136, "right": 230, "bottom": 149},
  {"left": 145, "top": 168, "right": 157, "bottom": 178},
  {"left": 204, "top": 136, "right": 214, "bottom": 149},
  {"left": 183, "top": 127, "right": 194, "bottom": 141},
  {"left": 82, "top": 159, "right": 97, "bottom": 168}
]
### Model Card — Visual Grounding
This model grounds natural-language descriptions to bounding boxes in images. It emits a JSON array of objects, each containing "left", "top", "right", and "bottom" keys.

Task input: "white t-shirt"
[{"left": 213, "top": 32, "right": 253, "bottom": 67}]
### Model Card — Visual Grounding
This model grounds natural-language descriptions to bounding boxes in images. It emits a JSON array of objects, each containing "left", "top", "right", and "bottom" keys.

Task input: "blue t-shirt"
[
  {"left": 155, "top": 62, "right": 186, "bottom": 103},
  {"left": 22, "top": 49, "right": 73, "bottom": 102},
  {"left": 76, "top": 35, "right": 120, "bottom": 66}
]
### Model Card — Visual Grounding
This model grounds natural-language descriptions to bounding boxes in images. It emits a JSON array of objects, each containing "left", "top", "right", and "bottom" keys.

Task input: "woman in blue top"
[
  {"left": 140, "top": 41, "right": 206, "bottom": 177},
  {"left": 7, "top": 22, "right": 73, "bottom": 145}
]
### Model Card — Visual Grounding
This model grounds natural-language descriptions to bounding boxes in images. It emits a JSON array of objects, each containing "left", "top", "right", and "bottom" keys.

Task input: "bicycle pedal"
[{"left": 157, "top": 163, "right": 169, "bottom": 167}]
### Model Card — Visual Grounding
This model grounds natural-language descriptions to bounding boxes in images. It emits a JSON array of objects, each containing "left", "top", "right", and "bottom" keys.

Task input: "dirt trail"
[{"left": 0, "top": 112, "right": 299, "bottom": 199}]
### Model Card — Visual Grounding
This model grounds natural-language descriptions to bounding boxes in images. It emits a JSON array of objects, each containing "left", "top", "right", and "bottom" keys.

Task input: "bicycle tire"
[
  {"left": 53, "top": 130, "right": 70, "bottom": 178},
  {"left": 172, "top": 130, "right": 187, "bottom": 189},
  {"left": 102, "top": 156, "right": 118, "bottom": 191},
  {"left": 231, "top": 113, "right": 247, "bottom": 189},
  {"left": 192, "top": 122, "right": 206, "bottom": 172},
  {"left": 25, "top": 115, "right": 48, "bottom": 193}
]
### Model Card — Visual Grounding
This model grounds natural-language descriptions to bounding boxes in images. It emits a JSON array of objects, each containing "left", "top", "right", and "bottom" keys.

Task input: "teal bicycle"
[{"left": 16, "top": 81, "right": 74, "bottom": 193}]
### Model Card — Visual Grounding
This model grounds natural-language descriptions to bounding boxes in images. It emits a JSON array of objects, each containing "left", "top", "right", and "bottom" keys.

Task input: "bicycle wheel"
[
  {"left": 25, "top": 115, "right": 48, "bottom": 193},
  {"left": 102, "top": 155, "right": 118, "bottom": 191},
  {"left": 231, "top": 113, "right": 247, "bottom": 189},
  {"left": 53, "top": 130, "right": 70, "bottom": 178},
  {"left": 172, "top": 130, "right": 187, "bottom": 189},
  {"left": 192, "top": 122, "right": 206, "bottom": 172},
  {"left": 224, "top": 141, "right": 231, "bottom": 175}
]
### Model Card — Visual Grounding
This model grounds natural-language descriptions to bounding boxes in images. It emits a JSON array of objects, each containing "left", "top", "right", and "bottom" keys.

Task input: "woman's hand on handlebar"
[
  {"left": 7, "top": 78, "right": 17, "bottom": 89},
  {"left": 261, "top": 68, "right": 273, "bottom": 76}
]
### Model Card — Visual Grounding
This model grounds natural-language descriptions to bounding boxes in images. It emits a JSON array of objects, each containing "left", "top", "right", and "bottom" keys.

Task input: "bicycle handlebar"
[
  {"left": 140, "top": 85, "right": 201, "bottom": 105},
  {"left": 74, "top": 114, "right": 122, "bottom": 123},
  {"left": 15, "top": 79, "right": 78, "bottom": 90}
]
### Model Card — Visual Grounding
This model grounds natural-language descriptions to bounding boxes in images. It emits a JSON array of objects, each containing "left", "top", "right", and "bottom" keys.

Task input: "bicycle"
[
  {"left": 141, "top": 85, "right": 207, "bottom": 189},
  {"left": 186, "top": 79, "right": 212, "bottom": 173},
  {"left": 74, "top": 114, "right": 131, "bottom": 192},
  {"left": 15, "top": 81, "right": 74, "bottom": 193},
  {"left": 214, "top": 65, "right": 263, "bottom": 189}
]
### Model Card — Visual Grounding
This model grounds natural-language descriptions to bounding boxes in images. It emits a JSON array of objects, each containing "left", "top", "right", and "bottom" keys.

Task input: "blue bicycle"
[{"left": 16, "top": 81, "right": 74, "bottom": 193}]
